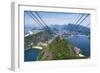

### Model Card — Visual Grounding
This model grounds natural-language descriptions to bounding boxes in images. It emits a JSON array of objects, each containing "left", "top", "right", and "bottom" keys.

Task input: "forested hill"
[{"left": 38, "top": 36, "right": 81, "bottom": 60}]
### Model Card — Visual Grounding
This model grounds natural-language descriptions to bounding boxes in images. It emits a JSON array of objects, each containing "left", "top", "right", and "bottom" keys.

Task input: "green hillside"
[
  {"left": 38, "top": 36, "right": 81, "bottom": 60},
  {"left": 24, "top": 31, "right": 51, "bottom": 50}
]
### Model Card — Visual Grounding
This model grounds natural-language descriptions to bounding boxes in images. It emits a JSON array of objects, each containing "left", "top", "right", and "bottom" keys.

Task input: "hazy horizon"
[{"left": 24, "top": 11, "right": 90, "bottom": 28}]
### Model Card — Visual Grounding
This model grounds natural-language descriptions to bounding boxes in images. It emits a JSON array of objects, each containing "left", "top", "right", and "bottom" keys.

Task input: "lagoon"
[
  {"left": 24, "top": 35, "right": 90, "bottom": 61},
  {"left": 68, "top": 35, "right": 90, "bottom": 57}
]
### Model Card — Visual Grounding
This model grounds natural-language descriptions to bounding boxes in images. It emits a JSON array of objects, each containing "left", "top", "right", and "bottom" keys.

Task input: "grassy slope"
[{"left": 38, "top": 36, "right": 82, "bottom": 60}]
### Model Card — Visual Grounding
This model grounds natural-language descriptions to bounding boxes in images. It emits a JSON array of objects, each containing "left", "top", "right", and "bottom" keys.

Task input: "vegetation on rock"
[{"left": 38, "top": 36, "right": 82, "bottom": 60}]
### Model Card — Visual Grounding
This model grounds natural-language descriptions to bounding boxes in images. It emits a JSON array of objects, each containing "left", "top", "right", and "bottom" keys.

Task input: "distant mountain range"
[{"left": 25, "top": 24, "right": 90, "bottom": 35}]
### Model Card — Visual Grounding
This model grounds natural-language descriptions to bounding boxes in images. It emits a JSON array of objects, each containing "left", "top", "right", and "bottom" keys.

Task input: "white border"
[{"left": 11, "top": 2, "right": 97, "bottom": 71}]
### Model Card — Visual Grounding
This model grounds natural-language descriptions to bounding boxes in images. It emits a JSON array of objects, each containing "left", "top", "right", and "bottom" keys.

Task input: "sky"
[{"left": 24, "top": 11, "right": 90, "bottom": 28}]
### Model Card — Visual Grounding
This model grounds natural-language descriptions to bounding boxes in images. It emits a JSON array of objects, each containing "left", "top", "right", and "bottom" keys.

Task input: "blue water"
[
  {"left": 68, "top": 35, "right": 90, "bottom": 57},
  {"left": 24, "top": 35, "right": 90, "bottom": 61},
  {"left": 24, "top": 48, "right": 41, "bottom": 61}
]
